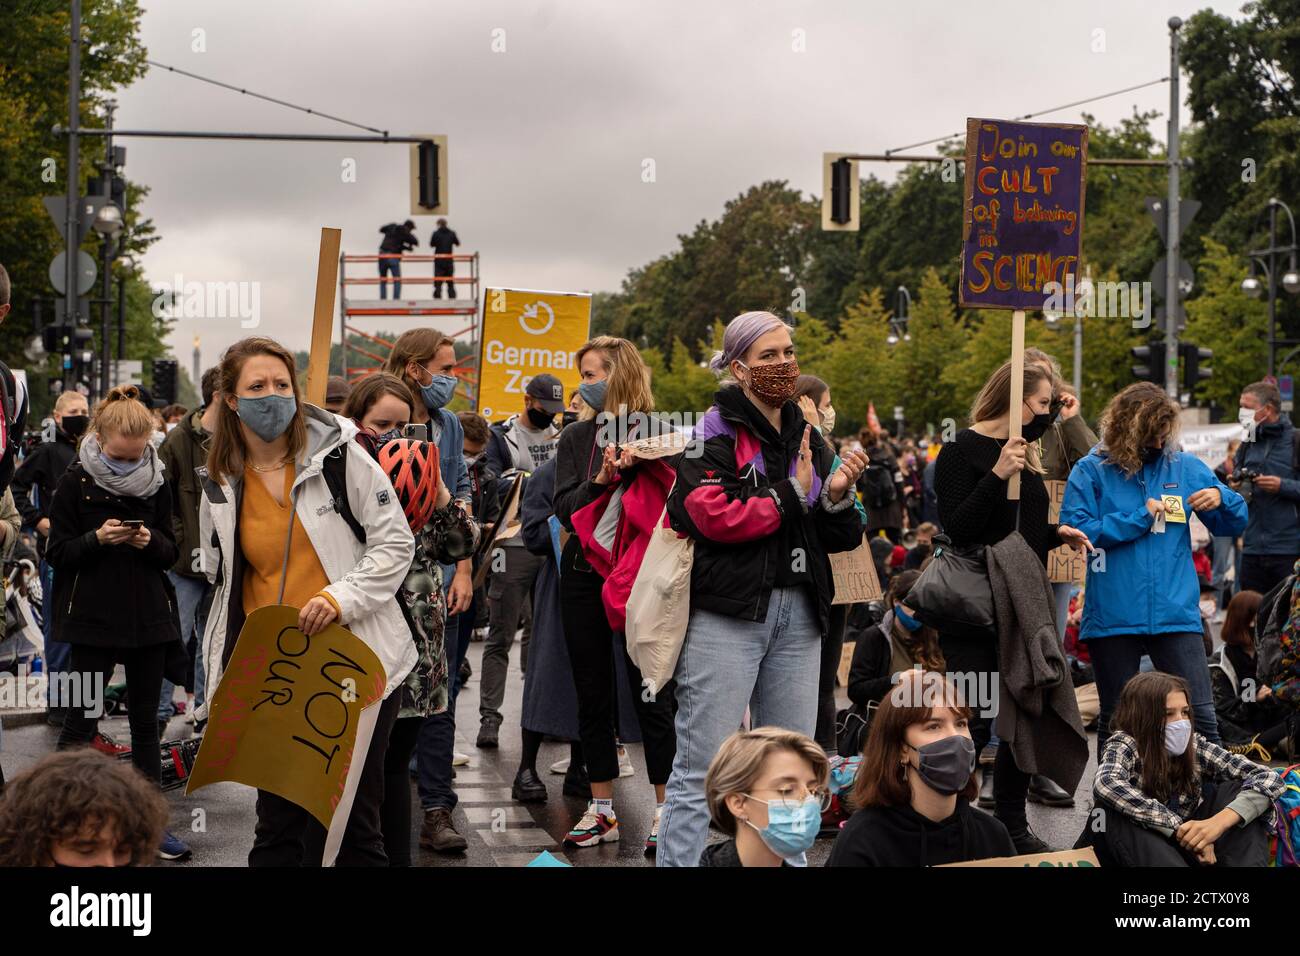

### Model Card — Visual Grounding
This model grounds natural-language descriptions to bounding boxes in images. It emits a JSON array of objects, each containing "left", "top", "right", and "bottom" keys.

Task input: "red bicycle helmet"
[{"left": 377, "top": 438, "right": 440, "bottom": 531}]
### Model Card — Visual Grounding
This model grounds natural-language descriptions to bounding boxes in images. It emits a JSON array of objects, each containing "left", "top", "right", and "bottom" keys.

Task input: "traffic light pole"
[
  {"left": 63, "top": 0, "right": 80, "bottom": 330},
  {"left": 1164, "top": 17, "right": 1182, "bottom": 401}
]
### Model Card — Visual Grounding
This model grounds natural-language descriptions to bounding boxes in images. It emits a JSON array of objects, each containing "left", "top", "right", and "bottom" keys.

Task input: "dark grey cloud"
[{"left": 117, "top": 0, "right": 1240, "bottom": 367}]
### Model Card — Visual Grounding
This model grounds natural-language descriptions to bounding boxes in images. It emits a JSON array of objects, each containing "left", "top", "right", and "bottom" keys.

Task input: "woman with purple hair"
[{"left": 656, "top": 311, "right": 870, "bottom": 866}]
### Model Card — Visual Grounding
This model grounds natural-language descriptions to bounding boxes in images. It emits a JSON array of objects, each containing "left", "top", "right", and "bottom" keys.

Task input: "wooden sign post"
[
  {"left": 959, "top": 119, "right": 1088, "bottom": 500},
  {"left": 305, "top": 227, "right": 343, "bottom": 407}
]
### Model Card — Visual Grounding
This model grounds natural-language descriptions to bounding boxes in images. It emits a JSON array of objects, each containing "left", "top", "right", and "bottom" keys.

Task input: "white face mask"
[
  {"left": 820, "top": 404, "right": 836, "bottom": 436},
  {"left": 1238, "top": 406, "right": 1258, "bottom": 429}
]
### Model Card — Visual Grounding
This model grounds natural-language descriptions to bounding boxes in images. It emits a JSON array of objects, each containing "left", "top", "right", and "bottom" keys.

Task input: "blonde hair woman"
[
  {"left": 46, "top": 385, "right": 189, "bottom": 860},
  {"left": 553, "top": 334, "right": 679, "bottom": 853},
  {"left": 1060, "top": 382, "right": 1246, "bottom": 764},
  {"left": 930, "top": 359, "right": 1091, "bottom": 855},
  {"left": 702, "top": 727, "right": 830, "bottom": 867}
]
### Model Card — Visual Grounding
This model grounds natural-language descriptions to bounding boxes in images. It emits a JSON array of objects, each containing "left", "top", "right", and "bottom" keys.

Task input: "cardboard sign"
[
  {"left": 478, "top": 288, "right": 591, "bottom": 422},
  {"left": 959, "top": 119, "right": 1088, "bottom": 311},
  {"left": 837, "top": 640, "right": 856, "bottom": 687},
  {"left": 473, "top": 474, "right": 525, "bottom": 588},
  {"left": 830, "top": 538, "right": 883, "bottom": 605},
  {"left": 186, "top": 605, "right": 386, "bottom": 828},
  {"left": 624, "top": 430, "right": 690, "bottom": 460},
  {"left": 1045, "top": 479, "right": 1085, "bottom": 584},
  {"left": 939, "top": 847, "right": 1100, "bottom": 868}
]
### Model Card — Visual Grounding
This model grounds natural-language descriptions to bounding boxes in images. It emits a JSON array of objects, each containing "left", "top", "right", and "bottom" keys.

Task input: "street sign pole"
[{"left": 1164, "top": 17, "right": 1182, "bottom": 401}]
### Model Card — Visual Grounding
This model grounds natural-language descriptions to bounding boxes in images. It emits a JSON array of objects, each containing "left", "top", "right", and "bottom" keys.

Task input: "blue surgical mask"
[
  {"left": 1164, "top": 719, "right": 1192, "bottom": 756},
  {"left": 742, "top": 794, "right": 822, "bottom": 860},
  {"left": 894, "top": 605, "right": 924, "bottom": 633},
  {"left": 100, "top": 451, "right": 145, "bottom": 476},
  {"left": 416, "top": 366, "right": 458, "bottom": 411},
  {"left": 236, "top": 394, "right": 298, "bottom": 443},
  {"left": 578, "top": 380, "right": 607, "bottom": 412}
]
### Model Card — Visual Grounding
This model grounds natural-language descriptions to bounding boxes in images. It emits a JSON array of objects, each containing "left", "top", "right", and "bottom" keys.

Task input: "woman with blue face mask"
[
  {"left": 701, "top": 727, "right": 830, "bottom": 866},
  {"left": 199, "top": 337, "right": 416, "bottom": 866},
  {"left": 828, "top": 669, "right": 1015, "bottom": 867},
  {"left": 1083, "top": 671, "right": 1285, "bottom": 867},
  {"left": 45, "top": 385, "right": 189, "bottom": 860},
  {"left": 843, "top": 570, "right": 944, "bottom": 754}
]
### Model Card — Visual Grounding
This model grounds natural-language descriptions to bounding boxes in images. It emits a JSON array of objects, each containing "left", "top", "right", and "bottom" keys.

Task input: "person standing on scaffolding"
[
  {"left": 378, "top": 220, "right": 418, "bottom": 299},
  {"left": 430, "top": 218, "right": 460, "bottom": 299}
]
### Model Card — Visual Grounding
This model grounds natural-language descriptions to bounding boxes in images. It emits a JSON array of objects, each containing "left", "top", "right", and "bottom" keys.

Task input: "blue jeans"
[
  {"left": 1089, "top": 631, "right": 1220, "bottom": 759},
  {"left": 378, "top": 257, "right": 401, "bottom": 299},
  {"left": 416, "top": 609, "right": 470, "bottom": 811},
  {"left": 1211, "top": 536, "right": 1236, "bottom": 610},
  {"left": 42, "top": 559, "right": 73, "bottom": 708},
  {"left": 157, "top": 573, "right": 211, "bottom": 721},
  {"left": 657, "top": 586, "right": 822, "bottom": 867}
]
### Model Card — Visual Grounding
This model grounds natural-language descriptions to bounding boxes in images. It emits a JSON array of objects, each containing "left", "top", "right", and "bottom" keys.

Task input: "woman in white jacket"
[{"left": 198, "top": 337, "right": 415, "bottom": 867}]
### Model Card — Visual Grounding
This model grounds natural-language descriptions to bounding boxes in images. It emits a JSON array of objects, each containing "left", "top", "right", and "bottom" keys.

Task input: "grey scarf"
[{"left": 79, "top": 432, "right": 166, "bottom": 498}]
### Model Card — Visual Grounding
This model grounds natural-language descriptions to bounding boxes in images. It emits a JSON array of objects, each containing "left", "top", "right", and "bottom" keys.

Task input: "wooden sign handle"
[
  {"left": 305, "top": 227, "right": 343, "bottom": 407},
  {"left": 1007, "top": 309, "right": 1025, "bottom": 501}
]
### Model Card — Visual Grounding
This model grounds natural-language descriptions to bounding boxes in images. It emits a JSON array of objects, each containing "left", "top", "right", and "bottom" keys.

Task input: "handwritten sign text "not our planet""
[{"left": 959, "top": 118, "right": 1088, "bottom": 311}]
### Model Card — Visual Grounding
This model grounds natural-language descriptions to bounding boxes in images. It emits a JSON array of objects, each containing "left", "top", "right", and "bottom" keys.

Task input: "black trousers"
[
  {"left": 1084, "top": 779, "right": 1269, "bottom": 867},
  {"left": 381, "top": 714, "right": 424, "bottom": 867},
  {"left": 559, "top": 538, "right": 676, "bottom": 785},
  {"left": 249, "top": 689, "right": 401, "bottom": 867},
  {"left": 58, "top": 642, "right": 167, "bottom": 784},
  {"left": 1240, "top": 553, "right": 1297, "bottom": 596},
  {"left": 939, "top": 632, "right": 1031, "bottom": 832},
  {"left": 815, "top": 604, "right": 848, "bottom": 751}
]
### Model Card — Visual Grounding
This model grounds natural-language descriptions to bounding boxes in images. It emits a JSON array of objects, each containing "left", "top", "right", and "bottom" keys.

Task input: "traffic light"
[
  {"left": 417, "top": 140, "right": 439, "bottom": 209},
  {"left": 1180, "top": 342, "right": 1212, "bottom": 398},
  {"left": 821, "top": 153, "right": 860, "bottom": 231},
  {"left": 409, "top": 134, "right": 448, "bottom": 216},
  {"left": 1130, "top": 341, "right": 1167, "bottom": 387},
  {"left": 151, "top": 359, "right": 178, "bottom": 406}
]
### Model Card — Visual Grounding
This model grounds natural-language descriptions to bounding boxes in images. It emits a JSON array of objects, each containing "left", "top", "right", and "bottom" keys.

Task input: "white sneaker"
[
  {"left": 452, "top": 751, "right": 470, "bottom": 767},
  {"left": 549, "top": 757, "right": 570, "bottom": 775},
  {"left": 617, "top": 745, "right": 635, "bottom": 778}
]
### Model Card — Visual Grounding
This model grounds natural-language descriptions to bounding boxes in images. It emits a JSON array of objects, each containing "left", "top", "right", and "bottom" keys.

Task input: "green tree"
[{"left": 1183, "top": 238, "right": 1269, "bottom": 411}]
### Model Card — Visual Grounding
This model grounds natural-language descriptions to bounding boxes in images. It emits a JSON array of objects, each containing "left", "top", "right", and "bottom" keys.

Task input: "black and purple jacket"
[{"left": 667, "top": 386, "right": 862, "bottom": 634}]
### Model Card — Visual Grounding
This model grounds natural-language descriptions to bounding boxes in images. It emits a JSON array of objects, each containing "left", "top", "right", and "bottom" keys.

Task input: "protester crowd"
[{"left": 1, "top": 261, "right": 1298, "bottom": 868}]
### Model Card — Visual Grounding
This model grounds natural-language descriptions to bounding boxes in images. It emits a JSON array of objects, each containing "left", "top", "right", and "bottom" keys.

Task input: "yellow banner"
[
  {"left": 477, "top": 288, "right": 591, "bottom": 422},
  {"left": 186, "top": 605, "right": 386, "bottom": 827}
]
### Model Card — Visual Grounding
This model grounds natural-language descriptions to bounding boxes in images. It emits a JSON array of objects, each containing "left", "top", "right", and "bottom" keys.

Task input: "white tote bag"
[{"left": 625, "top": 503, "right": 693, "bottom": 697}]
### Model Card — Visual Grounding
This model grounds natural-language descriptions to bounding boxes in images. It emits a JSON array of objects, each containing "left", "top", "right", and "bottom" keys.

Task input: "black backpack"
[
  {"left": 861, "top": 461, "right": 896, "bottom": 510},
  {"left": 0, "top": 363, "right": 27, "bottom": 493}
]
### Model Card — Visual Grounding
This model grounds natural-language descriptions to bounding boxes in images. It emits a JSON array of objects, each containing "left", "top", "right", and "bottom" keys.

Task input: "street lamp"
[
  {"left": 92, "top": 201, "right": 123, "bottom": 237},
  {"left": 1241, "top": 197, "right": 1300, "bottom": 377},
  {"left": 888, "top": 285, "right": 911, "bottom": 345}
]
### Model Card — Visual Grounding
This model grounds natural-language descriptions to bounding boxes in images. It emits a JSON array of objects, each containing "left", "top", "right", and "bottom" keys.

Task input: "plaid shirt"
[{"left": 1094, "top": 732, "right": 1286, "bottom": 834}]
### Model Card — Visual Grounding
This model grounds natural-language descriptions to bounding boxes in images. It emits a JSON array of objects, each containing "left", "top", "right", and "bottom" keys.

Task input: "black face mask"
[
  {"left": 526, "top": 407, "right": 556, "bottom": 430},
  {"left": 1022, "top": 412, "right": 1053, "bottom": 442},
  {"left": 60, "top": 414, "right": 89, "bottom": 439},
  {"left": 561, "top": 410, "right": 578, "bottom": 429},
  {"left": 1142, "top": 445, "right": 1164, "bottom": 464}
]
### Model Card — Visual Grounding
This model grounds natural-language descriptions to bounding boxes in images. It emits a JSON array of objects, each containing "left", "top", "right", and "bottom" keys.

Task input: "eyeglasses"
[{"left": 748, "top": 787, "right": 832, "bottom": 812}]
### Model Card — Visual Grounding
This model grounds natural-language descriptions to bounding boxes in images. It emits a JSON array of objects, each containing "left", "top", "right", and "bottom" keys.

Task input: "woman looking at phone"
[{"left": 46, "top": 385, "right": 190, "bottom": 860}]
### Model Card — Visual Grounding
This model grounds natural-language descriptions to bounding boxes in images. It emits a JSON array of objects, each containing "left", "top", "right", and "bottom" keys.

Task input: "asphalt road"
[{"left": 0, "top": 634, "right": 1101, "bottom": 868}]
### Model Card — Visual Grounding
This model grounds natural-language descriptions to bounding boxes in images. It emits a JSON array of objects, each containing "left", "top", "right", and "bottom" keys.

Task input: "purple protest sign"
[{"left": 959, "top": 118, "right": 1088, "bottom": 311}]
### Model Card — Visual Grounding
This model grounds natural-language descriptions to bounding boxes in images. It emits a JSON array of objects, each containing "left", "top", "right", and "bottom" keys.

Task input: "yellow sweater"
[{"left": 239, "top": 464, "right": 339, "bottom": 617}]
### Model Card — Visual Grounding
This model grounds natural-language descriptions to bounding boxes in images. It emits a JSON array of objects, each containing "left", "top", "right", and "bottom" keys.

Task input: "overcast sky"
[{"left": 115, "top": 0, "right": 1244, "bottom": 370}]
